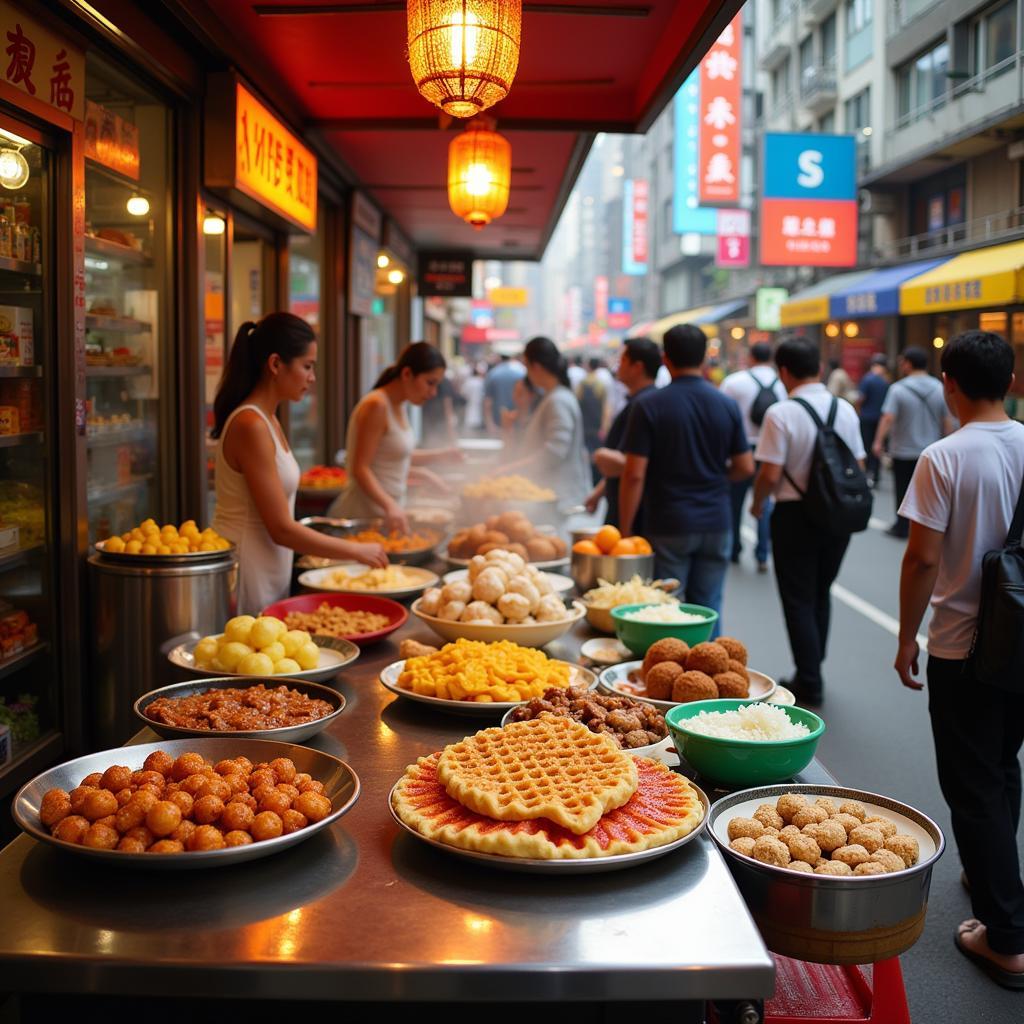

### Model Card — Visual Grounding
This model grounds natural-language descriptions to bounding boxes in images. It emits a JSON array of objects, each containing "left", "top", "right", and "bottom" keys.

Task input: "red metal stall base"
[{"left": 764, "top": 955, "right": 911, "bottom": 1024}]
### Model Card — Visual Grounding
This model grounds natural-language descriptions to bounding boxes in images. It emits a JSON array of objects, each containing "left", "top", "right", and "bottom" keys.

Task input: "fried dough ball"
[
  {"left": 441, "top": 579, "right": 473, "bottom": 605},
  {"left": 130, "top": 789, "right": 159, "bottom": 815},
  {"left": 81, "top": 789, "right": 119, "bottom": 822},
  {"left": 52, "top": 815, "right": 89, "bottom": 844},
  {"left": 730, "top": 837, "right": 756, "bottom": 856},
  {"left": 645, "top": 661, "right": 682, "bottom": 700},
  {"left": 791, "top": 804, "right": 829, "bottom": 829},
  {"left": 783, "top": 832, "right": 821, "bottom": 866},
  {"left": 123, "top": 826, "right": 154, "bottom": 847},
  {"left": 146, "top": 800, "right": 182, "bottom": 838},
  {"left": 281, "top": 809, "right": 309, "bottom": 834},
  {"left": 276, "top": 783, "right": 300, "bottom": 802},
  {"left": 870, "top": 849, "right": 907, "bottom": 873},
  {"left": 728, "top": 816, "right": 766, "bottom": 841},
  {"left": 815, "top": 797, "right": 839, "bottom": 816},
  {"left": 536, "top": 594, "right": 567, "bottom": 623},
  {"left": 815, "top": 860, "right": 853, "bottom": 876},
  {"left": 133, "top": 769, "right": 167, "bottom": 791},
  {"left": 686, "top": 642, "right": 730, "bottom": 677},
  {"left": 293, "top": 791, "right": 332, "bottom": 823},
  {"left": 419, "top": 588, "right": 443, "bottom": 615},
  {"left": 224, "top": 830, "right": 253, "bottom": 847},
  {"left": 753, "top": 804, "right": 784, "bottom": 831},
  {"left": 854, "top": 862, "right": 887, "bottom": 876},
  {"left": 832, "top": 844, "right": 872, "bottom": 867},
  {"left": 714, "top": 671, "right": 749, "bottom": 698},
  {"left": 188, "top": 825, "right": 226, "bottom": 851},
  {"left": 193, "top": 794, "right": 225, "bottom": 825},
  {"left": 249, "top": 768, "right": 277, "bottom": 790},
  {"left": 115, "top": 788, "right": 133, "bottom": 807},
  {"left": 804, "top": 819, "right": 848, "bottom": 853},
  {"left": 82, "top": 823, "right": 119, "bottom": 850},
  {"left": 94, "top": 814, "right": 118, "bottom": 831},
  {"left": 258, "top": 790, "right": 292, "bottom": 818},
  {"left": 230, "top": 792, "right": 258, "bottom": 811},
  {"left": 149, "top": 839, "right": 185, "bottom": 854},
  {"left": 251, "top": 811, "right": 284, "bottom": 841},
  {"left": 80, "top": 772, "right": 103, "bottom": 788},
  {"left": 497, "top": 592, "right": 531, "bottom": 622},
  {"left": 171, "top": 820, "right": 197, "bottom": 846},
  {"left": 526, "top": 537, "right": 557, "bottom": 561},
  {"left": 143, "top": 750, "right": 175, "bottom": 776},
  {"left": 864, "top": 815, "right": 897, "bottom": 839},
  {"left": 762, "top": 826, "right": 781, "bottom": 837},
  {"left": 69, "top": 786, "right": 95, "bottom": 814},
  {"left": 780, "top": 825, "right": 800, "bottom": 839},
  {"left": 100, "top": 765, "right": 132, "bottom": 793},
  {"left": 885, "top": 834, "right": 920, "bottom": 867},
  {"left": 715, "top": 637, "right": 747, "bottom": 665},
  {"left": 117, "top": 836, "right": 147, "bottom": 853},
  {"left": 752, "top": 835, "right": 790, "bottom": 867},
  {"left": 40, "top": 789, "right": 72, "bottom": 827},
  {"left": 115, "top": 801, "right": 147, "bottom": 833},
  {"left": 848, "top": 825, "right": 885, "bottom": 854},
  {"left": 642, "top": 638, "right": 690, "bottom": 677},
  {"left": 839, "top": 800, "right": 868, "bottom": 822},
  {"left": 831, "top": 813, "right": 862, "bottom": 836},
  {"left": 776, "top": 793, "right": 808, "bottom": 823},
  {"left": 673, "top": 670, "right": 717, "bottom": 703},
  {"left": 197, "top": 777, "right": 232, "bottom": 802},
  {"left": 171, "top": 752, "right": 206, "bottom": 781},
  {"left": 438, "top": 600, "right": 466, "bottom": 622},
  {"left": 220, "top": 801, "right": 255, "bottom": 833},
  {"left": 788, "top": 861, "right": 814, "bottom": 873},
  {"left": 726, "top": 659, "right": 749, "bottom": 680},
  {"left": 167, "top": 790, "right": 194, "bottom": 817}
]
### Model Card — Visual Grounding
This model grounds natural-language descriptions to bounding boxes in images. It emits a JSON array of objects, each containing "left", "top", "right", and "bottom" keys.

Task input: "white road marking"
[{"left": 739, "top": 525, "right": 928, "bottom": 650}]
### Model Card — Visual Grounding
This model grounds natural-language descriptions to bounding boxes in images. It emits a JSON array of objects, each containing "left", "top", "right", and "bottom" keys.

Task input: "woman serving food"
[{"left": 212, "top": 312, "right": 386, "bottom": 614}]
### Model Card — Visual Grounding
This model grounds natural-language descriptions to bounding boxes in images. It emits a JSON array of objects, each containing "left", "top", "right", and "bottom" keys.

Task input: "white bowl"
[
  {"left": 441, "top": 567, "right": 575, "bottom": 596},
  {"left": 298, "top": 563, "right": 439, "bottom": 600},
  {"left": 410, "top": 598, "right": 586, "bottom": 648}
]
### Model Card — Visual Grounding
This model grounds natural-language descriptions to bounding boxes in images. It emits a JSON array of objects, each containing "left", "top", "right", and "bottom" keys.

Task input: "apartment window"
[
  {"left": 973, "top": 1, "right": 1017, "bottom": 77},
  {"left": 844, "top": 87, "right": 871, "bottom": 133},
  {"left": 772, "top": 57, "right": 792, "bottom": 111},
  {"left": 846, "top": 0, "right": 871, "bottom": 34},
  {"left": 845, "top": 0, "right": 873, "bottom": 71},
  {"left": 818, "top": 110, "right": 836, "bottom": 133},
  {"left": 820, "top": 13, "right": 837, "bottom": 66},
  {"left": 896, "top": 40, "right": 950, "bottom": 124},
  {"left": 800, "top": 35, "right": 814, "bottom": 74}
]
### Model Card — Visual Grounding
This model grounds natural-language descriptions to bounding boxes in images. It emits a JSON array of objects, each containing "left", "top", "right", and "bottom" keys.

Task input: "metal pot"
[
  {"left": 571, "top": 551, "right": 655, "bottom": 592},
  {"left": 298, "top": 515, "right": 447, "bottom": 565}
]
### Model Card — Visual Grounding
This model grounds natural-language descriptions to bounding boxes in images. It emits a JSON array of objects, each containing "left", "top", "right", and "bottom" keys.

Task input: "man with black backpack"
[
  {"left": 721, "top": 342, "right": 787, "bottom": 571},
  {"left": 750, "top": 338, "right": 870, "bottom": 704},
  {"left": 895, "top": 330, "right": 1024, "bottom": 989}
]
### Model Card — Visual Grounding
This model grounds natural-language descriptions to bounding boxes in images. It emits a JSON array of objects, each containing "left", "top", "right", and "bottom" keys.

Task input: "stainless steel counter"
[{"left": 0, "top": 616, "right": 775, "bottom": 1004}]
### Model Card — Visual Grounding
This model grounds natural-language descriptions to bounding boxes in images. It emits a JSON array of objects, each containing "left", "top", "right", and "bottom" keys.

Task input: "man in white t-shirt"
[
  {"left": 721, "top": 342, "right": 787, "bottom": 571},
  {"left": 896, "top": 329, "right": 1024, "bottom": 989},
  {"left": 750, "top": 339, "right": 866, "bottom": 704}
]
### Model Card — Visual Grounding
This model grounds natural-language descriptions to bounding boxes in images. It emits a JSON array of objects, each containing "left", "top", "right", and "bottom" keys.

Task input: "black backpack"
[
  {"left": 783, "top": 397, "right": 873, "bottom": 535},
  {"left": 749, "top": 370, "right": 779, "bottom": 427},
  {"left": 969, "top": 475, "right": 1024, "bottom": 692}
]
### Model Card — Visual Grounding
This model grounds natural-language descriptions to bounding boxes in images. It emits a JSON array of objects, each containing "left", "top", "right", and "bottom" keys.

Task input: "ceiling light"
[
  {"left": 824, "top": 322, "right": 840, "bottom": 338},
  {"left": 203, "top": 214, "right": 226, "bottom": 235},
  {"left": 0, "top": 149, "right": 29, "bottom": 190},
  {"left": 407, "top": 0, "right": 522, "bottom": 118},
  {"left": 377, "top": 253, "right": 390, "bottom": 269},
  {"left": 933, "top": 336, "right": 945, "bottom": 349},
  {"left": 448, "top": 125, "right": 511, "bottom": 228},
  {"left": 730, "top": 326, "right": 745, "bottom": 340},
  {"left": 387, "top": 268, "right": 406, "bottom": 285},
  {"left": 126, "top": 195, "right": 150, "bottom": 217},
  {"left": 844, "top": 321, "right": 859, "bottom": 337}
]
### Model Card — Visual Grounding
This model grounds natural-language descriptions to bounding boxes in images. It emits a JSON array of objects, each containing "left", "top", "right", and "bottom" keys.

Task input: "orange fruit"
[
  {"left": 594, "top": 524, "right": 622, "bottom": 554},
  {"left": 628, "top": 536, "right": 652, "bottom": 555},
  {"left": 610, "top": 538, "right": 638, "bottom": 556},
  {"left": 573, "top": 539, "right": 602, "bottom": 556}
]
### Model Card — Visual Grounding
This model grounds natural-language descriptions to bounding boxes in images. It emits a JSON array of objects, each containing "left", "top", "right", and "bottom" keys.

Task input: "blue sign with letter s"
[{"left": 763, "top": 133, "right": 857, "bottom": 201}]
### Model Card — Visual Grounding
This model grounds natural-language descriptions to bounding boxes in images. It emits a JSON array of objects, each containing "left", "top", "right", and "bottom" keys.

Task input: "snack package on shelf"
[{"left": 0, "top": 603, "right": 38, "bottom": 659}]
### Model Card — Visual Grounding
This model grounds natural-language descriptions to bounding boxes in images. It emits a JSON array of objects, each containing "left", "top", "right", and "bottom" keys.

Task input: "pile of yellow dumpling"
[
  {"left": 103, "top": 519, "right": 231, "bottom": 556},
  {"left": 194, "top": 615, "right": 320, "bottom": 676}
]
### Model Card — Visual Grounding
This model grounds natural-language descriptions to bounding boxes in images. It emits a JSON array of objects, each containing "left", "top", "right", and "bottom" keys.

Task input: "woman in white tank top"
[
  {"left": 329, "top": 342, "right": 461, "bottom": 532},
  {"left": 212, "top": 313, "right": 387, "bottom": 614}
]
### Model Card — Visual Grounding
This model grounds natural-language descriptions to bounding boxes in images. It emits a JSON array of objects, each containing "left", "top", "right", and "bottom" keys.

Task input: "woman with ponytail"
[
  {"left": 329, "top": 341, "right": 460, "bottom": 531},
  {"left": 497, "top": 336, "right": 591, "bottom": 508},
  {"left": 212, "top": 313, "right": 386, "bottom": 613}
]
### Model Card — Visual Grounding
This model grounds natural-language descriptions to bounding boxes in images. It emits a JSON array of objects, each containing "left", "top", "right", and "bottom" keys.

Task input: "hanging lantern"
[
  {"left": 408, "top": 0, "right": 522, "bottom": 119},
  {"left": 448, "top": 126, "right": 511, "bottom": 228}
]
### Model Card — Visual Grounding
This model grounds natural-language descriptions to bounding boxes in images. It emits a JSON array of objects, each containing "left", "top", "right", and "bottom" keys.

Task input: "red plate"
[{"left": 262, "top": 592, "right": 408, "bottom": 645}]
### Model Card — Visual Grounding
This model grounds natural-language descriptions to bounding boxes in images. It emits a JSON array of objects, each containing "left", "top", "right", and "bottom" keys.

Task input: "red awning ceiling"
[{"left": 186, "top": 1, "right": 742, "bottom": 259}]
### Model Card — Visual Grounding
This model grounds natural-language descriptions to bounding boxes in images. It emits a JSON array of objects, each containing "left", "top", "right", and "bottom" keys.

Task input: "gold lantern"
[
  {"left": 408, "top": 0, "right": 522, "bottom": 118},
  {"left": 448, "top": 126, "right": 511, "bottom": 228}
]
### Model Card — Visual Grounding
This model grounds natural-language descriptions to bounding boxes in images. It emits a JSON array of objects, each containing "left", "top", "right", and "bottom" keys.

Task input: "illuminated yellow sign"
[
  {"left": 234, "top": 82, "right": 317, "bottom": 232},
  {"left": 488, "top": 286, "right": 528, "bottom": 307}
]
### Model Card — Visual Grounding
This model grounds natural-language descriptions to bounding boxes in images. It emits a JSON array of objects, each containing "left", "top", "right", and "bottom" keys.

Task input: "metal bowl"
[
  {"left": 708, "top": 784, "right": 945, "bottom": 965},
  {"left": 93, "top": 539, "right": 237, "bottom": 567},
  {"left": 167, "top": 634, "right": 359, "bottom": 684},
  {"left": 13, "top": 737, "right": 360, "bottom": 870},
  {"left": 298, "top": 515, "right": 446, "bottom": 565},
  {"left": 133, "top": 676, "right": 346, "bottom": 742},
  {"left": 571, "top": 551, "right": 655, "bottom": 592}
]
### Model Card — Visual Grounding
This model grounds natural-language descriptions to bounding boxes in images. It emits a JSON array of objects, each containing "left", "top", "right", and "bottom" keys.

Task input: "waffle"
[
  {"left": 393, "top": 752, "right": 703, "bottom": 859},
  {"left": 436, "top": 717, "right": 638, "bottom": 835}
]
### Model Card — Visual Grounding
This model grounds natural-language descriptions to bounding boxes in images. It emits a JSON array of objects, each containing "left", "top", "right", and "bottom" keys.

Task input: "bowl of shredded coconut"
[
  {"left": 610, "top": 602, "right": 718, "bottom": 655},
  {"left": 665, "top": 699, "right": 825, "bottom": 786}
]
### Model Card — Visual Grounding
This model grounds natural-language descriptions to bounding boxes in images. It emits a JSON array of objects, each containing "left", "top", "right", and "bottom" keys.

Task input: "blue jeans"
[
  {"left": 730, "top": 476, "right": 771, "bottom": 564},
  {"left": 649, "top": 530, "right": 732, "bottom": 638}
]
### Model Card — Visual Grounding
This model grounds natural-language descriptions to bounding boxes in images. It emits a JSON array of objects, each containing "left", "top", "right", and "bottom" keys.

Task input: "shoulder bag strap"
[
  {"left": 906, "top": 383, "right": 944, "bottom": 432},
  {"left": 1006, "top": 473, "right": 1024, "bottom": 547},
  {"left": 781, "top": 397, "right": 826, "bottom": 496}
]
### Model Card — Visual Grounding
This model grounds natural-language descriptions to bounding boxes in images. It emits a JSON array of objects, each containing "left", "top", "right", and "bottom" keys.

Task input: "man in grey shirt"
[{"left": 873, "top": 347, "right": 954, "bottom": 538}]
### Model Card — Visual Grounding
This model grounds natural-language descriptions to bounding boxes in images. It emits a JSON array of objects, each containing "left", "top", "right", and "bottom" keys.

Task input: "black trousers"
[
  {"left": 892, "top": 457, "right": 919, "bottom": 532},
  {"left": 770, "top": 502, "right": 851, "bottom": 693},
  {"left": 928, "top": 655, "right": 1024, "bottom": 954},
  {"left": 860, "top": 417, "right": 880, "bottom": 482}
]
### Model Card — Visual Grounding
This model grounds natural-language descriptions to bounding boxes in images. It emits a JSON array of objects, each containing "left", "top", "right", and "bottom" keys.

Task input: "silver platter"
[
  {"left": 14, "top": 737, "right": 360, "bottom": 870},
  {"left": 134, "top": 676, "right": 346, "bottom": 743},
  {"left": 387, "top": 778, "right": 708, "bottom": 874}
]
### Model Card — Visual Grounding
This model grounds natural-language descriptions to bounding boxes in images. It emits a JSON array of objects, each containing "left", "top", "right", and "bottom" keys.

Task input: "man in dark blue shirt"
[
  {"left": 857, "top": 354, "right": 889, "bottom": 487},
  {"left": 620, "top": 324, "right": 753, "bottom": 632}
]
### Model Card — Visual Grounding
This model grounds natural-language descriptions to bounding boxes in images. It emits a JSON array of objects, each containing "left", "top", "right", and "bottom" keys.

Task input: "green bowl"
[
  {"left": 610, "top": 602, "right": 718, "bottom": 655},
  {"left": 665, "top": 699, "right": 825, "bottom": 787}
]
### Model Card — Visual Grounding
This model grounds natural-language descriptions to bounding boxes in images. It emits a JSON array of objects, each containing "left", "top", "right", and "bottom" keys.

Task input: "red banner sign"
[
  {"left": 760, "top": 197, "right": 858, "bottom": 267},
  {"left": 631, "top": 180, "right": 649, "bottom": 264},
  {"left": 716, "top": 208, "right": 750, "bottom": 268},
  {"left": 698, "top": 12, "right": 742, "bottom": 205},
  {"left": 594, "top": 275, "right": 609, "bottom": 323}
]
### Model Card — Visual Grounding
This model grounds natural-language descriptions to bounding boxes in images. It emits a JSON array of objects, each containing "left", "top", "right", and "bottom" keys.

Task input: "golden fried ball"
[
  {"left": 804, "top": 819, "right": 848, "bottom": 853},
  {"left": 143, "top": 750, "right": 175, "bottom": 776},
  {"left": 644, "top": 661, "right": 682, "bottom": 700},
  {"left": 214, "top": 759, "right": 239, "bottom": 776},
  {"left": 780, "top": 825, "right": 801, "bottom": 839},
  {"left": 864, "top": 815, "right": 897, "bottom": 839},
  {"left": 686, "top": 642, "right": 730, "bottom": 677},
  {"left": 753, "top": 804, "right": 784, "bottom": 831},
  {"left": 197, "top": 777, "right": 232, "bottom": 802},
  {"left": 234, "top": 756, "right": 254, "bottom": 776},
  {"left": 100, "top": 765, "right": 132, "bottom": 793},
  {"left": 251, "top": 811, "right": 284, "bottom": 841},
  {"left": 82, "top": 823, "right": 119, "bottom": 850},
  {"left": 791, "top": 804, "right": 829, "bottom": 829},
  {"left": 885, "top": 834, "right": 920, "bottom": 867},
  {"left": 220, "top": 801, "right": 255, "bottom": 833},
  {"left": 762, "top": 826, "right": 781, "bottom": 837},
  {"left": 40, "top": 789, "right": 72, "bottom": 827},
  {"left": 730, "top": 837, "right": 756, "bottom": 857},
  {"left": 80, "top": 772, "right": 103, "bottom": 788},
  {"left": 832, "top": 844, "right": 871, "bottom": 867},
  {"left": 298, "top": 779, "right": 325, "bottom": 795},
  {"left": 281, "top": 809, "right": 308, "bottom": 834},
  {"left": 642, "top": 638, "right": 691, "bottom": 677},
  {"left": 193, "top": 794, "right": 225, "bottom": 825},
  {"left": 69, "top": 786, "right": 95, "bottom": 814},
  {"left": 783, "top": 832, "right": 821, "bottom": 866},
  {"left": 713, "top": 671, "right": 749, "bottom": 698},
  {"left": 224, "top": 830, "right": 253, "bottom": 847},
  {"left": 727, "top": 816, "right": 766, "bottom": 841},
  {"left": 171, "top": 752, "right": 206, "bottom": 781},
  {"left": 831, "top": 813, "right": 862, "bottom": 836},
  {"left": 870, "top": 849, "right": 907, "bottom": 873},
  {"left": 132, "top": 769, "right": 165, "bottom": 791},
  {"left": 276, "top": 783, "right": 300, "bottom": 802},
  {"left": 776, "top": 793, "right": 808, "bottom": 823},
  {"left": 788, "top": 861, "right": 814, "bottom": 873},
  {"left": 117, "top": 836, "right": 147, "bottom": 853},
  {"left": 258, "top": 790, "right": 292, "bottom": 818},
  {"left": 115, "top": 788, "right": 133, "bottom": 807},
  {"left": 123, "top": 826, "right": 154, "bottom": 847},
  {"left": 171, "top": 820, "right": 197, "bottom": 846},
  {"left": 181, "top": 773, "right": 209, "bottom": 796},
  {"left": 130, "top": 789, "right": 159, "bottom": 814},
  {"left": 293, "top": 791, "right": 332, "bottom": 823},
  {"left": 839, "top": 800, "right": 867, "bottom": 822},
  {"left": 715, "top": 637, "right": 747, "bottom": 666},
  {"left": 815, "top": 797, "right": 839, "bottom": 816},
  {"left": 672, "top": 670, "right": 718, "bottom": 703},
  {"left": 848, "top": 825, "right": 885, "bottom": 854},
  {"left": 726, "top": 659, "right": 749, "bottom": 680},
  {"left": 146, "top": 800, "right": 182, "bottom": 838},
  {"left": 222, "top": 773, "right": 249, "bottom": 795},
  {"left": 752, "top": 835, "right": 790, "bottom": 867},
  {"left": 81, "top": 789, "right": 119, "bottom": 822},
  {"left": 188, "top": 825, "right": 226, "bottom": 851},
  {"left": 269, "top": 758, "right": 297, "bottom": 785},
  {"left": 854, "top": 862, "right": 887, "bottom": 876},
  {"left": 148, "top": 839, "right": 185, "bottom": 854},
  {"left": 52, "top": 815, "right": 89, "bottom": 844},
  {"left": 94, "top": 814, "right": 118, "bottom": 831},
  {"left": 167, "top": 790, "right": 194, "bottom": 817},
  {"left": 249, "top": 768, "right": 277, "bottom": 791},
  {"left": 814, "top": 860, "right": 853, "bottom": 876}
]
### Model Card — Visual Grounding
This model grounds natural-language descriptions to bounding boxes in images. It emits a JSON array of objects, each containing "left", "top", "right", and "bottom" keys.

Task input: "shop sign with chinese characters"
[
  {"left": 716, "top": 208, "right": 750, "bottom": 268},
  {"left": 594, "top": 276, "right": 609, "bottom": 323},
  {"left": 418, "top": 252, "right": 472, "bottom": 297},
  {"left": 85, "top": 101, "right": 140, "bottom": 180},
  {"left": 673, "top": 71, "right": 717, "bottom": 235},
  {"left": 699, "top": 11, "right": 742, "bottom": 205},
  {"left": 0, "top": 2, "right": 83, "bottom": 120},
  {"left": 755, "top": 287, "right": 789, "bottom": 331},
  {"left": 760, "top": 133, "right": 858, "bottom": 267},
  {"left": 622, "top": 179, "right": 648, "bottom": 275},
  {"left": 607, "top": 297, "right": 632, "bottom": 330}
]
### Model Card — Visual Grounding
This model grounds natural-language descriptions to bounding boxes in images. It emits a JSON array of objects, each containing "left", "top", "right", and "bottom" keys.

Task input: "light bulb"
[
  {"left": 0, "top": 149, "right": 29, "bottom": 190},
  {"left": 126, "top": 195, "right": 150, "bottom": 217},
  {"left": 933, "top": 336, "right": 945, "bottom": 349},
  {"left": 377, "top": 253, "right": 390, "bottom": 269},
  {"left": 387, "top": 268, "right": 405, "bottom": 285},
  {"left": 449, "top": 9, "right": 480, "bottom": 66},
  {"left": 203, "top": 215, "right": 226, "bottom": 235},
  {"left": 464, "top": 162, "right": 493, "bottom": 197},
  {"left": 844, "top": 321, "right": 859, "bottom": 337}
]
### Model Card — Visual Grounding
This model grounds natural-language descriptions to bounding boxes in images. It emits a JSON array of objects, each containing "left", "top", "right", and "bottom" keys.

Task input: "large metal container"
[
  {"left": 571, "top": 551, "right": 655, "bottom": 592},
  {"left": 87, "top": 552, "right": 238, "bottom": 748}
]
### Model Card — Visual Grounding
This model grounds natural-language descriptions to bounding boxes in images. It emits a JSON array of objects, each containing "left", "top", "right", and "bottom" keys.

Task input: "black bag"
[
  {"left": 969, "top": 476, "right": 1024, "bottom": 692},
  {"left": 783, "top": 397, "right": 873, "bottom": 535},
  {"left": 749, "top": 370, "right": 779, "bottom": 427}
]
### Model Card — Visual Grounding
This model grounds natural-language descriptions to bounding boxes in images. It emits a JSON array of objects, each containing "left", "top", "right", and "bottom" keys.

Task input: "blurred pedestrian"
[
  {"left": 568, "top": 355, "right": 586, "bottom": 392},
  {"left": 577, "top": 357, "right": 610, "bottom": 482},
  {"left": 483, "top": 354, "right": 526, "bottom": 434},
  {"left": 462, "top": 362, "right": 486, "bottom": 435},
  {"left": 720, "top": 342, "right": 786, "bottom": 572},
  {"left": 857, "top": 354, "right": 889, "bottom": 487},
  {"left": 826, "top": 358, "right": 859, "bottom": 404},
  {"left": 420, "top": 370, "right": 457, "bottom": 447},
  {"left": 873, "top": 347, "right": 954, "bottom": 538},
  {"left": 895, "top": 330, "right": 1024, "bottom": 989}
]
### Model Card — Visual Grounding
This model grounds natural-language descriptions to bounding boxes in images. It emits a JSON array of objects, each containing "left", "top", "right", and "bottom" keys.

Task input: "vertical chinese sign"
[
  {"left": 716, "top": 209, "right": 750, "bottom": 268},
  {"left": 621, "top": 179, "right": 647, "bottom": 276},
  {"left": 699, "top": 11, "right": 742, "bottom": 205},
  {"left": 594, "top": 276, "right": 609, "bottom": 325}
]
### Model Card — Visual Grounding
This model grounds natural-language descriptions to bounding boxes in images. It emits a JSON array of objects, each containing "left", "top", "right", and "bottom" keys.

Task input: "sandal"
[{"left": 954, "top": 920, "right": 1024, "bottom": 991}]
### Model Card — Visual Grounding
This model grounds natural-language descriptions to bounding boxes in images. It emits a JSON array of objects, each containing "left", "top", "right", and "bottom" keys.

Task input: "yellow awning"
[
  {"left": 900, "top": 239, "right": 1024, "bottom": 314},
  {"left": 779, "top": 270, "right": 875, "bottom": 327},
  {"left": 648, "top": 306, "right": 716, "bottom": 342}
]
